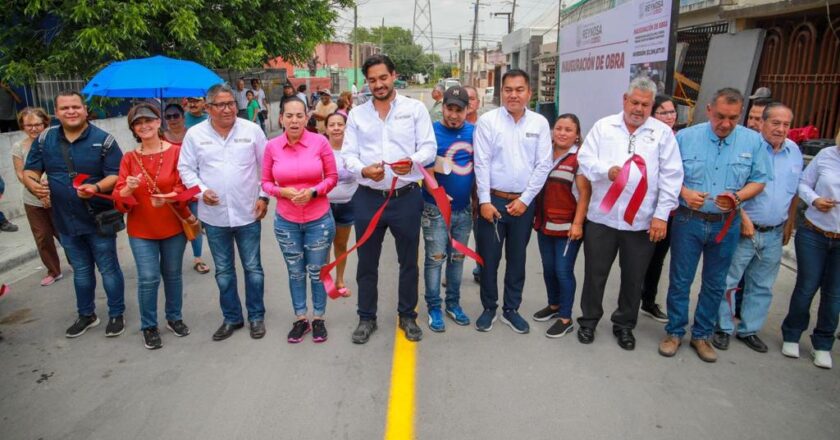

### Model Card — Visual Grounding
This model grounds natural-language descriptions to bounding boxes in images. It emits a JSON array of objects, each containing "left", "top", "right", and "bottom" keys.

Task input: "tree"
[
  {"left": 350, "top": 25, "right": 440, "bottom": 78},
  {"left": 0, "top": 0, "right": 354, "bottom": 85}
]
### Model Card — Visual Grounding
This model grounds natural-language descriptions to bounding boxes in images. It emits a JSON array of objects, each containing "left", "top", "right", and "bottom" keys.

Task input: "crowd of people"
[{"left": 5, "top": 54, "right": 839, "bottom": 370}]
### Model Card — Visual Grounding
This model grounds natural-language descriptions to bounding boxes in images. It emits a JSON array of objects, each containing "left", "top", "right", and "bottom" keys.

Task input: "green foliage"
[
  {"left": 0, "top": 0, "right": 354, "bottom": 85},
  {"left": 350, "top": 25, "right": 440, "bottom": 77}
]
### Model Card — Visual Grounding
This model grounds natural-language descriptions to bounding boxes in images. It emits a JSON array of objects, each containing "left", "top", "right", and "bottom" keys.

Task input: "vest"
[{"left": 534, "top": 152, "right": 579, "bottom": 237}]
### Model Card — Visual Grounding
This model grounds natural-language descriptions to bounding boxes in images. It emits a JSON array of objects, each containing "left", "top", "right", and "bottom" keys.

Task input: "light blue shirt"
[
  {"left": 676, "top": 123, "right": 770, "bottom": 213},
  {"left": 742, "top": 138, "right": 803, "bottom": 226}
]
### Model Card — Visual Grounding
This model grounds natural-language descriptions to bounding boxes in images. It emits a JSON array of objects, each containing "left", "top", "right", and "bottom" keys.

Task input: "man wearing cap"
[
  {"left": 178, "top": 83, "right": 270, "bottom": 341},
  {"left": 659, "top": 88, "right": 770, "bottom": 363},
  {"left": 428, "top": 84, "right": 445, "bottom": 123},
  {"left": 313, "top": 90, "right": 337, "bottom": 134},
  {"left": 576, "top": 77, "right": 683, "bottom": 350},
  {"left": 23, "top": 90, "right": 127, "bottom": 339},
  {"left": 342, "top": 54, "right": 437, "bottom": 344},
  {"left": 712, "top": 102, "right": 802, "bottom": 354},
  {"left": 184, "top": 97, "right": 208, "bottom": 129},
  {"left": 473, "top": 68, "right": 553, "bottom": 334},
  {"left": 746, "top": 87, "right": 772, "bottom": 132},
  {"left": 422, "top": 85, "right": 475, "bottom": 332}
]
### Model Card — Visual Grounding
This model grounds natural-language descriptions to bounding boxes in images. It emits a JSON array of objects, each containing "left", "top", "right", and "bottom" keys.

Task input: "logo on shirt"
[
  {"left": 394, "top": 114, "right": 412, "bottom": 120},
  {"left": 525, "top": 132, "right": 539, "bottom": 138},
  {"left": 200, "top": 141, "right": 213, "bottom": 146},
  {"left": 445, "top": 141, "right": 474, "bottom": 176},
  {"left": 234, "top": 138, "right": 252, "bottom": 143}
]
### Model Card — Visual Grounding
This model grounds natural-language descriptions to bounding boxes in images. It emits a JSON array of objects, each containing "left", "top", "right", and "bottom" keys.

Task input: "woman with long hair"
[
  {"left": 532, "top": 114, "right": 591, "bottom": 337},
  {"left": 262, "top": 97, "right": 338, "bottom": 343},
  {"left": 325, "top": 112, "right": 358, "bottom": 297},
  {"left": 11, "top": 107, "right": 63, "bottom": 286},
  {"left": 115, "top": 103, "right": 197, "bottom": 349}
]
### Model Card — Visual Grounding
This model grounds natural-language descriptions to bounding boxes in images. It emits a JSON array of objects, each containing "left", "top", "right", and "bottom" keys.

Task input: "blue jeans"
[
  {"left": 188, "top": 202, "right": 203, "bottom": 258},
  {"left": 273, "top": 212, "right": 335, "bottom": 317},
  {"left": 59, "top": 232, "right": 125, "bottom": 318},
  {"left": 128, "top": 234, "right": 187, "bottom": 329},
  {"left": 537, "top": 232, "right": 582, "bottom": 319},
  {"left": 717, "top": 228, "right": 783, "bottom": 336},
  {"left": 781, "top": 227, "right": 840, "bottom": 351},
  {"left": 665, "top": 212, "right": 741, "bottom": 339},
  {"left": 204, "top": 221, "right": 265, "bottom": 324},
  {"left": 422, "top": 203, "right": 472, "bottom": 310}
]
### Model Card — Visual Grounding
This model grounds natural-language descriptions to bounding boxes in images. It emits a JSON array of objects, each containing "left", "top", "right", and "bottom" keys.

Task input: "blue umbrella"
[{"left": 82, "top": 55, "right": 223, "bottom": 99}]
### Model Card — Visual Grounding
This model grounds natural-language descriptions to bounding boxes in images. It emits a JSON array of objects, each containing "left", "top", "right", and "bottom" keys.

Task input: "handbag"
[
  {"left": 58, "top": 137, "right": 125, "bottom": 236},
  {"left": 132, "top": 151, "right": 201, "bottom": 240}
]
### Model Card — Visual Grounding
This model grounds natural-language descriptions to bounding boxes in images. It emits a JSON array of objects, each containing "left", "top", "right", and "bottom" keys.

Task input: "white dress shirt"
[
  {"left": 178, "top": 118, "right": 268, "bottom": 228},
  {"left": 474, "top": 107, "right": 553, "bottom": 206},
  {"left": 798, "top": 146, "right": 840, "bottom": 233},
  {"left": 341, "top": 93, "right": 437, "bottom": 190},
  {"left": 578, "top": 112, "right": 683, "bottom": 231}
]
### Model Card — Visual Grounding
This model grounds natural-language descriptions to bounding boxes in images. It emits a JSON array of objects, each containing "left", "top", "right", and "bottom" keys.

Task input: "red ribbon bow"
[
  {"left": 713, "top": 193, "right": 738, "bottom": 244},
  {"left": 320, "top": 161, "right": 483, "bottom": 299},
  {"left": 599, "top": 154, "right": 647, "bottom": 225}
]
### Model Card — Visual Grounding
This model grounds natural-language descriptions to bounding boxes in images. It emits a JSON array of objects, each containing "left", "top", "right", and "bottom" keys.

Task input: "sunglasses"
[{"left": 164, "top": 113, "right": 182, "bottom": 120}]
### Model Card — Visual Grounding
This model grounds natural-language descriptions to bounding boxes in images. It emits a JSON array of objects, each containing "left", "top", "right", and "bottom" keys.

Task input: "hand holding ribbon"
[
  {"left": 73, "top": 173, "right": 138, "bottom": 206},
  {"left": 599, "top": 155, "right": 647, "bottom": 225}
]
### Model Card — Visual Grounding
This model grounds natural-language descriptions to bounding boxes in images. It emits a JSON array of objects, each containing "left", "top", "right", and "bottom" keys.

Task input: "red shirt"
[
  {"left": 261, "top": 130, "right": 338, "bottom": 223},
  {"left": 114, "top": 144, "right": 192, "bottom": 239}
]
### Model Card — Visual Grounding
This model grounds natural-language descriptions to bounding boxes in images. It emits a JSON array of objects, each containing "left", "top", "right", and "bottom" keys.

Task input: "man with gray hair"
[
  {"left": 428, "top": 84, "right": 445, "bottom": 122},
  {"left": 178, "top": 83, "right": 270, "bottom": 342},
  {"left": 576, "top": 77, "right": 683, "bottom": 350}
]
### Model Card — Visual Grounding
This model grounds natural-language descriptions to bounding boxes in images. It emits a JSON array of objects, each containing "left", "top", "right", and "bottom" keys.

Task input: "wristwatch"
[{"left": 310, "top": 188, "right": 318, "bottom": 199}]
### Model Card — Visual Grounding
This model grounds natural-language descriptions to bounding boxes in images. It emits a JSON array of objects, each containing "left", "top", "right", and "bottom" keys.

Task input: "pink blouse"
[{"left": 261, "top": 130, "right": 338, "bottom": 223}]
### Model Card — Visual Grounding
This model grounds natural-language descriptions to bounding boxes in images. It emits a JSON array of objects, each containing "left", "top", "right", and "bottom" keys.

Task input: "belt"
[
  {"left": 754, "top": 222, "right": 784, "bottom": 233},
  {"left": 804, "top": 218, "right": 840, "bottom": 239},
  {"left": 361, "top": 182, "right": 418, "bottom": 198},
  {"left": 491, "top": 189, "right": 522, "bottom": 201},
  {"left": 676, "top": 205, "right": 728, "bottom": 222}
]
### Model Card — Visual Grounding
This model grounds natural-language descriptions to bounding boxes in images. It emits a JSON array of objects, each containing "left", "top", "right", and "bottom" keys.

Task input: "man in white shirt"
[
  {"left": 250, "top": 78, "right": 269, "bottom": 133},
  {"left": 576, "top": 77, "right": 683, "bottom": 350},
  {"left": 473, "top": 69, "right": 553, "bottom": 334},
  {"left": 178, "top": 83, "right": 270, "bottom": 342},
  {"left": 342, "top": 54, "right": 437, "bottom": 344},
  {"left": 233, "top": 79, "right": 250, "bottom": 120}
]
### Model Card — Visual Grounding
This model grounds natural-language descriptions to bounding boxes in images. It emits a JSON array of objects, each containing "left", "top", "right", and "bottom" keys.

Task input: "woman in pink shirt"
[{"left": 262, "top": 97, "right": 338, "bottom": 343}]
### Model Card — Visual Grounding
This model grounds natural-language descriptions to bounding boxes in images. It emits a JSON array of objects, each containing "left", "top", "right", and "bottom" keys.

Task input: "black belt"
[
  {"left": 360, "top": 182, "right": 419, "bottom": 198},
  {"left": 753, "top": 222, "right": 784, "bottom": 233},
  {"left": 676, "top": 205, "right": 728, "bottom": 222}
]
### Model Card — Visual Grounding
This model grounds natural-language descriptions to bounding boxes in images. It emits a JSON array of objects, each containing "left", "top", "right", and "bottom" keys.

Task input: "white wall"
[{"left": 0, "top": 100, "right": 282, "bottom": 221}]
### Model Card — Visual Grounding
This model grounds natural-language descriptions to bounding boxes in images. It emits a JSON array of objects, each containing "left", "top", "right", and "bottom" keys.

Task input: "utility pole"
[
  {"left": 511, "top": 0, "right": 517, "bottom": 32},
  {"left": 380, "top": 17, "right": 384, "bottom": 52},
  {"left": 353, "top": 5, "right": 358, "bottom": 88},
  {"left": 459, "top": 34, "right": 464, "bottom": 83},
  {"left": 469, "top": 1, "right": 480, "bottom": 87}
]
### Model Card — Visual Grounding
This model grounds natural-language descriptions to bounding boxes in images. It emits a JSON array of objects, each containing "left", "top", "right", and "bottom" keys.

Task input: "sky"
[{"left": 335, "top": 0, "right": 559, "bottom": 60}]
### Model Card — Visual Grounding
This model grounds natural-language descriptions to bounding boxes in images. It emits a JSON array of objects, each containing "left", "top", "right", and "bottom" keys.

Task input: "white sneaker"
[
  {"left": 811, "top": 350, "right": 833, "bottom": 369},
  {"left": 781, "top": 342, "right": 800, "bottom": 358}
]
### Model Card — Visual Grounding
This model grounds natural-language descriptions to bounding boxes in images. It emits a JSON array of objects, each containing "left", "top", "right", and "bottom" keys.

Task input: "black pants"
[
  {"left": 579, "top": 221, "right": 655, "bottom": 331},
  {"left": 641, "top": 216, "right": 674, "bottom": 308},
  {"left": 353, "top": 185, "right": 423, "bottom": 320},
  {"left": 474, "top": 195, "right": 535, "bottom": 312}
]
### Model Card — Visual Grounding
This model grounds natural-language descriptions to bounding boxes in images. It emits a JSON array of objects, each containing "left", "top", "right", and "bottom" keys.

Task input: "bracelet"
[
  {"left": 733, "top": 192, "right": 742, "bottom": 206},
  {"left": 94, "top": 183, "right": 102, "bottom": 193}
]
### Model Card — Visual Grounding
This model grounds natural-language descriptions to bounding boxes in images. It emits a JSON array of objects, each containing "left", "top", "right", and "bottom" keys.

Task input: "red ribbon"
[
  {"left": 714, "top": 193, "right": 738, "bottom": 243},
  {"left": 0, "top": 283, "right": 9, "bottom": 299},
  {"left": 320, "top": 161, "right": 483, "bottom": 299},
  {"left": 598, "top": 154, "right": 647, "bottom": 225},
  {"left": 725, "top": 286, "right": 741, "bottom": 320},
  {"left": 73, "top": 173, "right": 136, "bottom": 205}
]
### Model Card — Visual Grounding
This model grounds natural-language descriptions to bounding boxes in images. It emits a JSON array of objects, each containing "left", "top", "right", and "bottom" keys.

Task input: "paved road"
[{"left": 1, "top": 213, "right": 838, "bottom": 439}]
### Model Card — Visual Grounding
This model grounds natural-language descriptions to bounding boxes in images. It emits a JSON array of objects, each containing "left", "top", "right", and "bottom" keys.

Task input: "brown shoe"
[
  {"left": 690, "top": 338, "right": 718, "bottom": 363},
  {"left": 658, "top": 334, "right": 681, "bottom": 357}
]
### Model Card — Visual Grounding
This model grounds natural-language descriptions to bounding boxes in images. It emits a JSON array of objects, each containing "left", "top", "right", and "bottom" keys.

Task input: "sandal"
[
  {"left": 194, "top": 261, "right": 210, "bottom": 274},
  {"left": 337, "top": 285, "right": 352, "bottom": 298}
]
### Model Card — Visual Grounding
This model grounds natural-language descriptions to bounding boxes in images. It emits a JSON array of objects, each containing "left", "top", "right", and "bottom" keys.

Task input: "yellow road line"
[{"left": 384, "top": 326, "right": 417, "bottom": 440}]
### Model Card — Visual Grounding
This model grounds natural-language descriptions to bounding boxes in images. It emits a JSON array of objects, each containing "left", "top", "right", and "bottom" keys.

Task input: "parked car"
[
  {"left": 438, "top": 78, "right": 461, "bottom": 90},
  {"left": 395, "top": 79, "right": 408, "bottom": 89}
]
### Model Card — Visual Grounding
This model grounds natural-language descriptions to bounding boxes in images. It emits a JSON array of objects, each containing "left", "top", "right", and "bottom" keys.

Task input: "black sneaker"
[
  {"left": 641, "top": 304, "right": 668, "bottom": 323},
  {"left": 166, "top": 320, "right": 190, "bottom": 337},
  {"left": 142, "top": 327, "right": 163, "bottom": 350},
  {"left": 312, "top": 319, "right": 327, "bottom": 343},
  {"left": 532, "top": 305, "right": 561, "bottom": 322},
  {"left": 352, "top": 319, "right": 378, "bottom": 344},
  {"left": 0, "top": 220, "right": 19, "bottom": 232},
  {"left": 105, "top": 315, "right": 125, "bottom": 337},
  {"left": 546, "top": 319, "right": 574, "bottom": 338},
  {"left": 287, "top": 319, "right": 310, "bottom": 343},
  {"left": 65, "top": 314, "right": 100, "bottom": 338}
]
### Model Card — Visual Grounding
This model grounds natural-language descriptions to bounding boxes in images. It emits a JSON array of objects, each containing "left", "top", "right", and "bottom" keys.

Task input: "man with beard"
[{"left": 342, "top": 55, "right": 437, "bottom": 344}]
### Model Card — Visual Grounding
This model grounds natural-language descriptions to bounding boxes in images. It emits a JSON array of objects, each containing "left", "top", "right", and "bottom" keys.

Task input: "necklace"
[{"left": 136, "top": 139, "right": 166, "bottom": 193}]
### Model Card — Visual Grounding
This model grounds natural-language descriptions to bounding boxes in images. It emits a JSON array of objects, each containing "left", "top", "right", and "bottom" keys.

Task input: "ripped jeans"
[
  {"left": 422, "top": 203, "right": 472, "bottom": 310},
  {"left": 274, "top": 211, "right": 336, "bottom": 317}
]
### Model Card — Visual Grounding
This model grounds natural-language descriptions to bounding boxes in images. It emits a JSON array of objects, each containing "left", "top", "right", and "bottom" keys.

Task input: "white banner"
[{"left": 558, "top": 0, "right": 673, "bottom": 134}]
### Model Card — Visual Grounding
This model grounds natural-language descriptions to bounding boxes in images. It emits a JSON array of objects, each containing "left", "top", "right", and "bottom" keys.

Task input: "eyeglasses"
[
  {"left": 628, "top": 134, "right": 636, "bottom": 154},
  {"left": 208, "top": 101, "right": 236, "bottom": 110},
  {"left": 655, "top": 110, "right": 677, "bottom": 117},
  {"left": 23, "top": 123, "right": 45, "bottom": 129},
  {"left": 164, "top": 113, "right": 182, "bottom": 120}
]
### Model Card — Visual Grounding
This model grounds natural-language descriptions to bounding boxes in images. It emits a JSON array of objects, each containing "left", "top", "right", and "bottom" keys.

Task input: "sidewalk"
[{"left": 0, "top": 212, "right": 41, "bottom": 274}]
